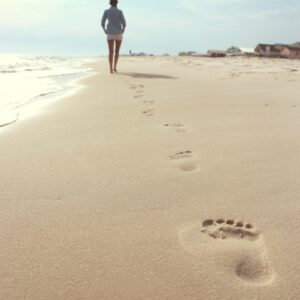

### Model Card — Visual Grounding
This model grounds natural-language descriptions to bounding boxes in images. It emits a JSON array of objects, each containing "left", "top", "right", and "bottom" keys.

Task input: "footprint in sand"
[
  {"left": 134, "top": 95, "right": 144, "bottom": 99},
  {"left": 130, "top": 84, "right": 145, "bottom": 90},
  {"left": 179, "top": 218, "right": 275, "bottom": 286},
  {"left": 143, "top": 100, "right": 155, "bottom": 105},
  {"left": 170, "top": 151, "right": 198, "bottom": 172},
  {"left": 142, "top": 109, "right": 155, "bottom": 116},
  {"left": 135, "top": 89, "right": 145, "bottom": 98},
  {"left": 164, "top": 123, "right": 187, "bottom": 133},
  {"left": 231, "top": 73, "right": 240, "bottom": 79},
  {"left": 170, "top": 151, "right": 193, "bottom": 160}
]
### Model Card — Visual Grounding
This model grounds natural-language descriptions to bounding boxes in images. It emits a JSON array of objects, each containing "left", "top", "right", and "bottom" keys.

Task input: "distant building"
[
  {"left": 227, "top": 46, "right": 240, "bottom": 54},
  {"left": 275, "top": 44, "right": 300, "bottom": 59},
  {"left": 207, "top": 50, "right": 226, "bottom": 57},
  {"left": 255, "top": 44, "right": 281, "bottom": 57},
  {"left": 255, "top": 43, "right": 300, "bottom": 59}
]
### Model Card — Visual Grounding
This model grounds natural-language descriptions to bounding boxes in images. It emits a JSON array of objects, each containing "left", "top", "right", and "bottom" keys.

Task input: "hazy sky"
[{"left": 0, "top": 0, "right": 299, "bottom": 56}]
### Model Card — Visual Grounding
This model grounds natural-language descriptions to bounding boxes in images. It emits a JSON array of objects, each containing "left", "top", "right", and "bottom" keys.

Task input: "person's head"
[{"left": 110, "top": 0, "right": 118, "bottom": 6}]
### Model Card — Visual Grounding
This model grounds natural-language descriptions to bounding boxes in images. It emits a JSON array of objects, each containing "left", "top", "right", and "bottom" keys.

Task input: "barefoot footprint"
[
  {"left": 130, "top": 84, "right": 144, "bottom": 89},
  {"left": 179, "top": 218, "right": 275, "bottom": 286},
  {"left": 142, "top": 109, "right": 155, "bottom": 116},
  {"left": 170, "top": 151, "right": 193, "bottom": 160},
  {"left": 134, "top": 89, "right": 144, "bottom": 98},
  {"left": 170, "top": 151, "right": 198, "bottom": 172},
  {"left": 143, "top": 100, "right": 155, "bottom": 105},
  {"left": 131, "top": 84, "right": 145, "bottom": 98},
  {"left": 164, "top": 123, "right": 187, "bottom": 133}
]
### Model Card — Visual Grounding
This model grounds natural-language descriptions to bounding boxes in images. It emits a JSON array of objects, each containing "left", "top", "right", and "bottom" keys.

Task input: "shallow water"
[{"left": 0, "top": 54, "right": 95, "bottom": 128}]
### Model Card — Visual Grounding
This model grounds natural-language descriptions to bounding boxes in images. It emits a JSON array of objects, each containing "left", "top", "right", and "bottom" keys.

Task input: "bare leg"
[
  {"left": 114, "top": 40, "right": 122, "bottom": 73},
  {"left": 107, "top": 40, "right": 114, "bottom": 73}
]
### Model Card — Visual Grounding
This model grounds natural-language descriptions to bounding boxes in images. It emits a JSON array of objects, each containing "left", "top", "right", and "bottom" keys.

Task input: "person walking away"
[{"left": 101, "top": 0, "right": 126, "bottom": 73}]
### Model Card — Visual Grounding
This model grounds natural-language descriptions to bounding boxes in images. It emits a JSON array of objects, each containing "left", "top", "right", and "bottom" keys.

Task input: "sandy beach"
[{"left": 0, "top": 56, "right": 300, "bottom": 299}]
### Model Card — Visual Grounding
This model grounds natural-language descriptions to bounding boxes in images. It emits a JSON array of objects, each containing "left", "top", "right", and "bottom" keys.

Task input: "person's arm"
[
  {"left": 101, "top": 11, "right": 107, "bottom": 34},
  {"left": 120, "top": 11, "right": 126, "bottom": 33}
]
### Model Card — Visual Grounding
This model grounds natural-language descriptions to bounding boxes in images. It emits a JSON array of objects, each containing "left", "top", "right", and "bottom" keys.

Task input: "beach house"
[
  {"left": 275, "top": 44, "right": 300, "bottom": 59},
  {"left": 255, "top": 44, "right": 281, "bottom": 57},
  {"left": 207, "top": 50, "right": 226, "bottom": 57}
]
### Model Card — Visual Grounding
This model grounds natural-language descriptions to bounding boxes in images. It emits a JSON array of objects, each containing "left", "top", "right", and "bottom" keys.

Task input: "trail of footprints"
[
  {"left": 130, "top": 81, "right": 197, "bottom": 172},
  {"left": 130, "top": 84, "right": 156, "bottom": 116},
  {"left": 179, "top": 218, "right": 274, "bottom": 286},
  {"left": 128, "top": 81, "right": 275, "bottom": 286},
  {"left": 130, "top": 84, "right": 145, "bottom": 99}
]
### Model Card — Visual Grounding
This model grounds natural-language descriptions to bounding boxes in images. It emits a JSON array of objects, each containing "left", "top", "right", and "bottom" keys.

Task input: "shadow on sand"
[{"left": 118, "top": 72, "right": 178, "bottom": 79}]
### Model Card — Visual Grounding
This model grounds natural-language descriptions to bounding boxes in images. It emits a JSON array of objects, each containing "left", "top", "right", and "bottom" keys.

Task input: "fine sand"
[{"left": 0, "top": 56, "right": 300, "bottom": 299}]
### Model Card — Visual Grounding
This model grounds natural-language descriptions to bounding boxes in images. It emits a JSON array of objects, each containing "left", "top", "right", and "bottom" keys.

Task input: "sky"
[{"left": 0, "top": 0, "right": 299, "bottom": 56}]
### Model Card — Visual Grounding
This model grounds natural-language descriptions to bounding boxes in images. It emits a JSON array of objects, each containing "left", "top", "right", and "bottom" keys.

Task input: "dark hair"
[{"left": 110, "top": 0, "right": 118, "bottom": 6}]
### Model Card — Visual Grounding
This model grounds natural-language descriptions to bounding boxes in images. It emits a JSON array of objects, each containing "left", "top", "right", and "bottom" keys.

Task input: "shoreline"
[{"left": 0, "top": 56, "right": 98, "bottom": 130}]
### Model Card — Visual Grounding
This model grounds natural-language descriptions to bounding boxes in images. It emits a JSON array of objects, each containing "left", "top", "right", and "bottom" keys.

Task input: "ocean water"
[{"left": 0, "top": 54, "right": 95, "bottom": 128}]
